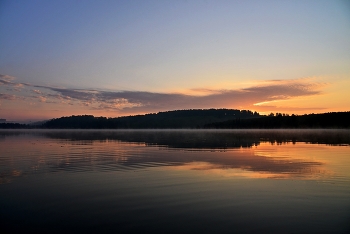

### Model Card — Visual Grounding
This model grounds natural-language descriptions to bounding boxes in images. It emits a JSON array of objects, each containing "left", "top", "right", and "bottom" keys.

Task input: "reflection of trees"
[
  {"left": 43, "top": 130, "right": 261, "bottom": 149},
  {"left": 39, "top": 129, "right": 350, "bottom": 148},
  {"left": 1, "top": 129, "right": 349, "bottom": 149},
  {"left": 0, "top": 130, "right": 24, "bottom": 138},
  {"left": 1, "top": 130, "right": 348, "bottom": 183}
]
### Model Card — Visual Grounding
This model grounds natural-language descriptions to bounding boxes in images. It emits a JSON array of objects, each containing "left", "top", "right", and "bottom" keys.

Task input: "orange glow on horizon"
[{"left": 1, "top": 76, "right": 349, "bottom": 121}]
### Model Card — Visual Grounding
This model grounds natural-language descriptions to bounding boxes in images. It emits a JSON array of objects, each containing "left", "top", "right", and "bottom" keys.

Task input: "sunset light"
[{"left": 1, "top": 0, "right": 349, "bottom": 121}]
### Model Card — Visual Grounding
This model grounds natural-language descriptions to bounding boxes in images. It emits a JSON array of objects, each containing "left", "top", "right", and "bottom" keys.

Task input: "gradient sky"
[{"left": 0, "top": 0, "right": 349, "bottom": 121}]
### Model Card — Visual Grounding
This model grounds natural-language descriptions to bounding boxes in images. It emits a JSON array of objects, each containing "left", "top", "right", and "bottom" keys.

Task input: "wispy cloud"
[
  {"left": 0, "top": 74, "right": 326, "bottom": 115},
  {"left": 0, "top": 75, "right": 15, "bottom": 85},
  {"left": 0, "top": 93, "right": 19, "bottom": 100}
]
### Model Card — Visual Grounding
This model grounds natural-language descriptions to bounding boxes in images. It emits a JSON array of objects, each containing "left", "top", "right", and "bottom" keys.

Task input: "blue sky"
[{"left": 0, "top": 0, "right": 349, "bottom": 121}]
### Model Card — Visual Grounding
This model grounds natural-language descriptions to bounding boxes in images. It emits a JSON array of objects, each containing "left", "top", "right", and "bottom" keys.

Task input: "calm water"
[{"left": 1, "top": 129, "right": 350, "bottom": 233}]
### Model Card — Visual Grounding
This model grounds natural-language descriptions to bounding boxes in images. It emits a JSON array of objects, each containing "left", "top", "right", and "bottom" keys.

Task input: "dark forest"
[{"left": 1, "top": 109, "right": 349, "bottom": 129}]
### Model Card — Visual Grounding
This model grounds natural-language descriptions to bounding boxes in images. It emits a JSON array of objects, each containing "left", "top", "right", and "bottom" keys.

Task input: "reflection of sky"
[{"left": 1, "top": 131, "right": 350, "bottom": 184}]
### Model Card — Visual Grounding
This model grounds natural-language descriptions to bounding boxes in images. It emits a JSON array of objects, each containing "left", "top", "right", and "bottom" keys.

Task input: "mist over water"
[{"left": 1, "top": 130, "right": 350, "bottom": 233}]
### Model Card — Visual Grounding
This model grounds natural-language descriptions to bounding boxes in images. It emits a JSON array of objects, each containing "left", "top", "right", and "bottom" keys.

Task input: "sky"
[{"left": 0, "top": 0, "right": 349, "bottom": 121}]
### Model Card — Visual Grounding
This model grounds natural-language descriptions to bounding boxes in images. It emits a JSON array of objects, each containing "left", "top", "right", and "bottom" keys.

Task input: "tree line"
[
  {"left": 204, "top": 112, "right": 350, "bottom": 128},
  {"left": 42, "top": 109, "right": 259, "bottom": 129},
  {"left": 0, "top": 109, "right": 349, "bottom": 129}
]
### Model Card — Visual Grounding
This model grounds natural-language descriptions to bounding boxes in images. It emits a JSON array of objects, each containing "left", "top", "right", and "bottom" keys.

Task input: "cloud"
[
  {"left": 0, "top": 74, "right": 15, "bottom": 81},
  {"left": 243, "top": 82, "right": 320, "bottom": 99},
  {"left": 0, "top": 93, "right": 18, "bottom": 100},
  {"left": 49, "top": 88, "right": 96, "bottom": 101},
  {"left": 0, "top": 75, "right": 24, "bottom": 92},
  {"left": 32, "top": 89, "right": 42, "bottom": 94},
  {"left": 0, "top": 74, "right": 326, "bottom": 114},
  {"left": 0, "top": 75, "right": 14, "bottom": 85}
]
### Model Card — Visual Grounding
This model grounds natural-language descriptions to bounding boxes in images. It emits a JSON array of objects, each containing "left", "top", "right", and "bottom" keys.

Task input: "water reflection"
[
  {"left": 38, "top": 129, "right": 350, "bottom": 147},
  {"left": 1, "top": 129, "right": 349, "bottom": 184},
  {"left": 1, "top": 130, "right": 350, "bottom": 233}
]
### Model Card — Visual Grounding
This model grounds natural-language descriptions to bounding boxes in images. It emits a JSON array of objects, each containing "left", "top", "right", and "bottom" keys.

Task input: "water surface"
[{"left": 1, "top": 129, "right": 350, "bottom": 233}]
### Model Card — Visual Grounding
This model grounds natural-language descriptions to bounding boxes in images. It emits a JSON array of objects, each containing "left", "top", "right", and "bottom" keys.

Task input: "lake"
[{"left": 1, "top": 129, "right": 350, "bottom": 233}]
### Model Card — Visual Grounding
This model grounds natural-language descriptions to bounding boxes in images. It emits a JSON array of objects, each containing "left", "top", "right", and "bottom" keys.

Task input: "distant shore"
[{"left": 1, "top": 109, "right": 350, "bottom": 129}]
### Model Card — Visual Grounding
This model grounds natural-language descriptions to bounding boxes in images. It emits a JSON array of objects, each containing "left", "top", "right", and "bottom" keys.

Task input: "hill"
[
  {"left": 1, "top": 110, "right": 349, "bottom": 129},
  {"left": 42, "top": 109, "right": 259, "bottom": 129},
  {"left": 204, "top": 112, "right": 350, "bottom": 129}
]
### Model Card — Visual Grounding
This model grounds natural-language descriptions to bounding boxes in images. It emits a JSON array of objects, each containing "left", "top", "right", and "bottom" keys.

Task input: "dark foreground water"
[{"left": 1, "top": 129, "right": 350, "bottom": 233}]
